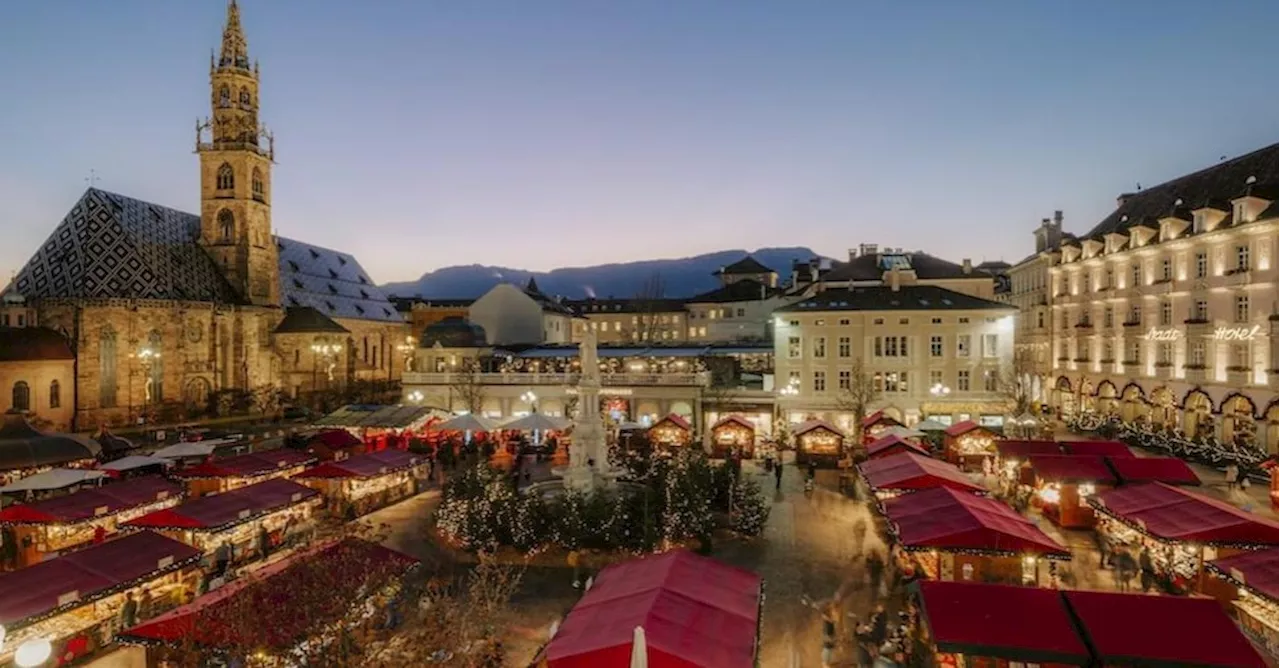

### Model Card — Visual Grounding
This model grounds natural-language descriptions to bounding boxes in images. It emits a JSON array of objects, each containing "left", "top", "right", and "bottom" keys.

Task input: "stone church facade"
[{"left": 9, "top": 1, "right": 407, "bottom": 430}]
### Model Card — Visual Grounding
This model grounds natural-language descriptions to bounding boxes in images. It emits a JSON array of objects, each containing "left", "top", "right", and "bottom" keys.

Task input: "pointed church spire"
[{"left": 218, "top": 0, "right": 249, "bottom": 70}]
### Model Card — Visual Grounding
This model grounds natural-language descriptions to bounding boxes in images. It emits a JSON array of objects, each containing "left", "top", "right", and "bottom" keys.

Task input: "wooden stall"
[
  {"left": 0, "top": 531, "right": 202, "bottom": 667},
  {"left": 0, "top": 412, "right": 103, "bottom": 487},
  {"left": 1060, "top": 439, "right": 1134, "bottom": 458},
  {"left": 994, "top": 440, "right": 1062, "bottom": 484},
  {"left": 881, "top": 486, "right": 1069, "bottom": 587},
  {"left": 943, "top": 420, "right": 998, "bottom": 471},
  {"left": 709, "top": 415, "right": 755, "bottom": 459},
  {"left": 310, "top": 404, "right": 436, "bottom": 453},
  {"left": 793, "top": 419, "right": 845, "bottom": 466},
  {"left": 1022, "top": 455, "right": 1116, "bottom": 528},
  {"left": 861, "top": 410, "right": 902, "bottom": 444},
  {"left": 1105, "top": 456, "right": 1200, "bottom": 487},
  {"left": 865, "top": 435, "right": 930, "bottom": 461},
  {"left": 857, "top": 453, "right": 985, "bottom": 501},
  {"left": 913, "top": 581, "right": 1266, "bottom": 668},
  {"left": 122, "top": 478, "right": 322, "bottom": 572},
  {"left": 293, "top": 428, "right": 366, "bottom": 461},
  {"left": 293, "top": 450, "right": 428, "bottom": 518},
  {"left": 1206, "top": 548, "right": 1278, "bottom": 661},
  {"left": 1089, "top": 482, "right": 1279, "bottom": 596},
  {"left": 647, "top": 413, "right": 692, "bottom": 448},
  {"left": 0, "top": 476, "right": 183, "bottom": 569},
  {"left": 173, "top": 450, "right": 316, "bottom": 498}
]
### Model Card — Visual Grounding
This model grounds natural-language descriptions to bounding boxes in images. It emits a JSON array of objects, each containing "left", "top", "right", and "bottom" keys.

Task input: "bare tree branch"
[
  {"left": 449, "top": 355, "right": 487, "bottom": 415},
  {"left": 831, "top": 357, "right": 881, "bottom": 442}
]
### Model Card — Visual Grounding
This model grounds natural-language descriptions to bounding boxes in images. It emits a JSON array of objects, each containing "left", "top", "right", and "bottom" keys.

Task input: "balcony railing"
[{"left": 402, "top": 371, "right": 711, "bottom": 387}]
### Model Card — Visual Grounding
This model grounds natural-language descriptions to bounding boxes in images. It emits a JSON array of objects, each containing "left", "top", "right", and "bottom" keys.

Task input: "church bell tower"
[{"left": 197, "top": 0, "right": 279, "bottom": 307}]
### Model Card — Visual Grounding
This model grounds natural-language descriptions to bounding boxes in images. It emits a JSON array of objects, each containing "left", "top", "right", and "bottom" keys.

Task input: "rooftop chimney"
[
  {"left": 1053, "top": 210, "right": 1063, "bottom": 227},
  {"left": 890, "top": 267, "right": 901, "bottom": 292},
  {"left": 962, "top": 258, "right": 972, "bottom": 274},
  {"left": 1116, "top": 193, "right": 1135, "bottom": 208},
  {"left": 848, "top": 248, "right": 858, "bottom": 261},
  {"left": 860, "top": 243, "right": 879, "bottom": 258}
]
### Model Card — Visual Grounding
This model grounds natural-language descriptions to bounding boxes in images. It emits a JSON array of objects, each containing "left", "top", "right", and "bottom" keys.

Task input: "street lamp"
[
  {"left": 408, "top": 390, "right": 424, "bottom": 404},
  {"left": 137, "top": 346, "right": 160, "bottom": 424},
  {"left": 521, "top": 390, "right": 538, "bottom": 414},
  {"left": 930, "top": 383, "right": 951, "bottom": 398},
  {"left": 774, "top": 377, "right": 800, "bottom": 445},
  {"left": 310, "top": 342, "right": 343, "bottom": 384},
  {"left": 397, "top": 336, "right": 417, "bottom": 372}
]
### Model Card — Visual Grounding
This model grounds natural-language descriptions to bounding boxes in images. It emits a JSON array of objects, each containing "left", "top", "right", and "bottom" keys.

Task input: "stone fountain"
[{"left": 555, "top": 329, "right": 617, "bottom": 492}]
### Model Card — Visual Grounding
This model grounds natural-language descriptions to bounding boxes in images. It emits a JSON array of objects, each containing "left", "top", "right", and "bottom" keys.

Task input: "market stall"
[
  {"left": 914, "top": 580, "right": 1265, "bottom": 668},
  {"left": 311, "top": 404, "right": 437, "bottom": 452},
  {"left": 1089, "top": 482, "right": 1280, "bottom": 595},
  {"left": 857, "top": 453, "right": 985, "bottom": 500},
  {"left": 881, "top": 486, "right": 1069, "bottom": 587},
  {"left": 1206, "top": 548, "right": 1278, "bottom": 660},
  {"left": 293, "top": 450, "right": 428, "bottom": 517},
  {"left": 1022, "top": 455, "right": 1116, "bottom": 528},
  {"left": 173, "top": 449, "right": 316, "bottom": 497},
  {"left": 118, "top": 538, "right": 419, "bottom": 662},
  {"left": 0, "top": 530, "right": 203, "bottom": 667},
  {"left": 99, "top": 455, "right": 172, "bottom": 478},
  {"left": 994, "top": 440, "right": 1062, "bottom": 483},
  {"left": 709, "top": 415, "right": 755, "bottom": 459},
  {"left": 122, "top": 478, "right": 322, "bottom": 570},
  {"left": 865, "top": 435, "right": 930, "bottom": 461},
  {"left": 646, "top": 413, "right": 692, "bottom": 448},
  {"left": 0, "top": 468, "right": 106, "bottom": 500},
  {"left": 0, "top": 476, "right": 183, "bottom": 569},
  {"left": 793, "top": 419, "right": 845, "bottom": 466},
  {"left": 861, "top": 410, "right": 903, "bottom": 444},
  {"left": 535, "top": 550, "right": 762, "bottom": 668},
  {"left": 1104, "top": 456, "right": 1200, "bottom": 486},
  {"left": 295, "top": 428, "right": 366, "bottom": 461},
  {"left": 0, "top": 412, "right": 103, "bottom": 486},
  {"left": 942, "top": 421, "right": 998, "bottom": 471}
]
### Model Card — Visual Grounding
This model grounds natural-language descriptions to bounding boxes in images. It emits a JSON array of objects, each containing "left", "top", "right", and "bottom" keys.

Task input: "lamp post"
[
  {"left": 521, "top": 390, "right": 538, "bottom": 415},
  {"left": 397, "top": 336, "right": 417, "bottom": 372},
  {"left": 774, "top": 377, "right": 799, "bottom": 446},
  {"left": 408, "top": 390, "right": 424, "bottom": 404},
  {"left": 929, "top": 383, "right": 951, "bottom": 423},
  {"left": 137, "top": 346, "right": 160, "bottom": 424}
]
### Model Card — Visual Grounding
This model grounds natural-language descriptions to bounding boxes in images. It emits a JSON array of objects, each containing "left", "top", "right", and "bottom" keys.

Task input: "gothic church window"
[
  {"left": 147, "top": 331, "right": 164, "bottom": 402},
  {"left": 99, "top": 328, "right": 118, "bottom": 408},
  {"left": 49, "top": 380, "right": 60, "bottom": 409},
  {"left": 252, "top": 168, "right": 265, "bottom": 199},
  {"left": 218, "top": 209, "right": 235, "bottom": 242},
  {"left": 240, "top": 89, "right": 252, "bottom": 107},
  {"left": 11, "top": 381, "right": 30, "bottom": 412},
  {"left": 219, "top": 86, "right": 230, "bottom": 107},
  {"left": 217, "top": 163, "right": 235, "bottom": 190}
]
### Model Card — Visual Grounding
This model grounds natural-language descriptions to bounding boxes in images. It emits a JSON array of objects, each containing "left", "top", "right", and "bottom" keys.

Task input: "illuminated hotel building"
[{"left": 1041, "top": 144, "right": 1279, "bottom": 451}]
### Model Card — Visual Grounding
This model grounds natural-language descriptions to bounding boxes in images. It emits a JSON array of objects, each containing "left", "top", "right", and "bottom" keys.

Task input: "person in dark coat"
[
  {"left": 867, "top": 550, "right": 886, "bottom": 596},
  {"left": 1139, "top": 546, "right": 1156, "bottom": 592},
  {"left": 774, "top": 459, "right": 784, "bottom": 491}
]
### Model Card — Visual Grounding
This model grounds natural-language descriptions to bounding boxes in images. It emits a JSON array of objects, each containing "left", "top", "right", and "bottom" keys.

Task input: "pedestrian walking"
[
  {"left": 852, "top": 515, "right": 868, "bottom": 555},
  {"left": 214, "top": 541, "right": 233, "bottom": 577},
  {"left": 1139, "top": 546, "right": 1155, "bottom": 592},
  {"left": 120, "top": 592, "right": 138, "bottom": 629},
  {"left": 774, "top": 459, "right": 783, "bottom": 491},
  {"left": 821, "top": 604, "right": 838, "bottom": 667},
  {"left": 867, "top": 550, "right": 885, "bottom": 597}
]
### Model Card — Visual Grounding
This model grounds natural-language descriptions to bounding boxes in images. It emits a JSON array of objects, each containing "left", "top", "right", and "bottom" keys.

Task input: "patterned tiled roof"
[{"left": 14, "top": 189, "right": 400, "bottom": 324}]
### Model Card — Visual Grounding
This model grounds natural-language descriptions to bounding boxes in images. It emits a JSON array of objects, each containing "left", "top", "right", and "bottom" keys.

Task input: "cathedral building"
[{"left": 8, "top": 1, "right": 406, "bottom": 430}]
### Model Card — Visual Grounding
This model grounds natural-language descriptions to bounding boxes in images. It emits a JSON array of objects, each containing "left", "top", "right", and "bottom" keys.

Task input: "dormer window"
[
  {"left": 1192, "top": 211, "right": 1205, "bottom": 234},
  {"left": 309, "top": 249, "right": 321, "bottom": 260},
  {"left": 327, "top": 283, "right": 338, "bottom": 295},
  {"left": 328, "top": 269, "right": 338, "bottom": 279},
  {"left": 1234, "top": 202, "right": 1247, "bottom": 224},
  {"left": 338, "top": 257, "right": 348, "bottom": 266},
  {"left": 287, "top": 260, "right": 300, "bottom": 272}
]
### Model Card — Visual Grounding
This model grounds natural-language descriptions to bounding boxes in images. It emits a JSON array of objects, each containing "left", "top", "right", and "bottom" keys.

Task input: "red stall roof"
[
  {"left": 944, "top": 420, "right": 985, "bottom": 437},
  {"left": 294, "top": 449, "right": 424, "bottom": 479},
  {"left": 651, "top": 413, "right": 691, "bottom": 432},
  {"left": 119, "top": 538, "right": 418, "bottom": 650},
  {"left": 542, "top": 551, "right": 762, "bottom": 668},
  {"left": 1061, "top": 440, "right": 1133, "bottom": 458},
  {"left": 1065, "top": 590, "right": 1265, "bottom": 668},
  {"left": 1105, "top": 456, "right": 1200, "bottom": 486},
  {"left": 0, "top": 476, "right": 182, "bottom": 524},
  {"left": 995, "top": 440, "right": 1061, "bottom": 460},
  {"left": 0, "top": 531, "right": 201, "bottom": 629},
  {"left": 309, "top": 429, "right": 362, "bottom": 449},
  {"left": 123, "top": 478, "right": 319, "bottom": 532},
  {"left": 793, "top": 419, "right": 843, "bottom": 438},
  {"left": 710, "top": 415, "right": 754, "bottom": 432},
  {"left": 1090, "top": 482, "right": 1279, "bottom": 545},
  {"left": 883, "top": 487, "right": 1068, "bottom": 556},
  {"left": 1208, "top": 548, "right": 1279, "bottom": 601},
  {"left": 865, "top": 435, "right": 930, "bottom": 459},
  {"left": 862, "top": 410, "right": 901, "bottom": 428},
  {"left": 917, "top": 581, "right": 1089, "bottom": 665},
  {"left": 858, "top": 453, "right": 984, "bottom": 494},
  {"left": 917, "top": 581, "right": 1265, "bottom": 668},
  {"left": 1025, "top": 455, "right": 1117, "bottom": 484},
  {"left": 173, "top": 450, "right": 316, "bottom": 480}
]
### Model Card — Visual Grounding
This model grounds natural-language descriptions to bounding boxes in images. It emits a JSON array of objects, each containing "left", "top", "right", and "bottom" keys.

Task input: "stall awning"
[
  {"left": 862, "top": 410, "right": 900, "bottom": 428},
  {"left": 1065, "top": 590, "right": 1266, "bottom": 668},
  {"left": 1025, "top": 455, "right": 1117, "bottom": 484},
  {"left": 173, "top": 450, "right": 316, "bottom": 480},
  {"left": 883, "top": 487, "right": 1068, "bottom": 556},
  {"left": 541, "top": 550, "right": 762, "bottom": 668},
  {"left": 995, "top": 440, "right": 1061, "bottom": 460},
  {"left": 123, "top": 478, "right": 320, "bottom": 532},
  {"left": 1103, "top": 457, "right": 1200, "bottom": 486},
  {"left": 711, "top": 415, "right": 754, "bottom": 431},
  {"left": 649, "top": 414, "right": 691, "bottom": 432},
  {"left": 917, "top": 581, "right": 1089, "bottom": 665},
  {"left": 865, "top": 435, "right": 929, "bottom": 459},
  {"left": 0, "top": 531, "right": 201, "bottom": 630},
  {"left": 311, "top": 404, "right": 435, "bottom": 429},
  {"left": 118, "top": 538, "right": 419, "bottom": 650},
  {"left": 0, "top": 468, "right": 105, "bottom": 493},
  {"left": 1061, "top": 440, "right": 1133, "bottom": 458},
  {"left": 294, "top": 450, "right": 424, "bottom": 480},
  {"left": 1089, "top": 482, "right": 1279, "bottom": 545},
  {"left": 917, "top": 581, "right": 1265, "bottom": 668},
  {"left": 858, "top": 453, "right": 984, "bottom": 494},
  {"left": 308, "top": 429, "right": 363, "bottom": 449},
  {"left": 1208, "top": 548, "right": 1279, "bottom": 601},
  {"left": 944, "top": 420, "right": 984, "bottom": 437},
  {"left": 0, "top": 476, "right": 182, "bottom": 524},
  {"left": 793, "top": 419, "right": 843, "bottom": 438}
]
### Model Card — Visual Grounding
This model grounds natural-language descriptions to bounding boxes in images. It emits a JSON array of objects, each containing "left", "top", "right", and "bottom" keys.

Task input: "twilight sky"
[{"left": 1, "top": 1, "right": 1275, "bottom": 285}]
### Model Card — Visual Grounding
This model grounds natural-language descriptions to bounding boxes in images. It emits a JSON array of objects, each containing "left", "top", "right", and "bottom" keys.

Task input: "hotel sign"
[{"left": 1142, "top": 325, "right": 1262, "bottom": 342}]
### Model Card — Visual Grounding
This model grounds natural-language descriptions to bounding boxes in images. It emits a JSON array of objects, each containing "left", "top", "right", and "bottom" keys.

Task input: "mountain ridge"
[{"left": 382, "top": 247, "right": 823, "bottom": 299}]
